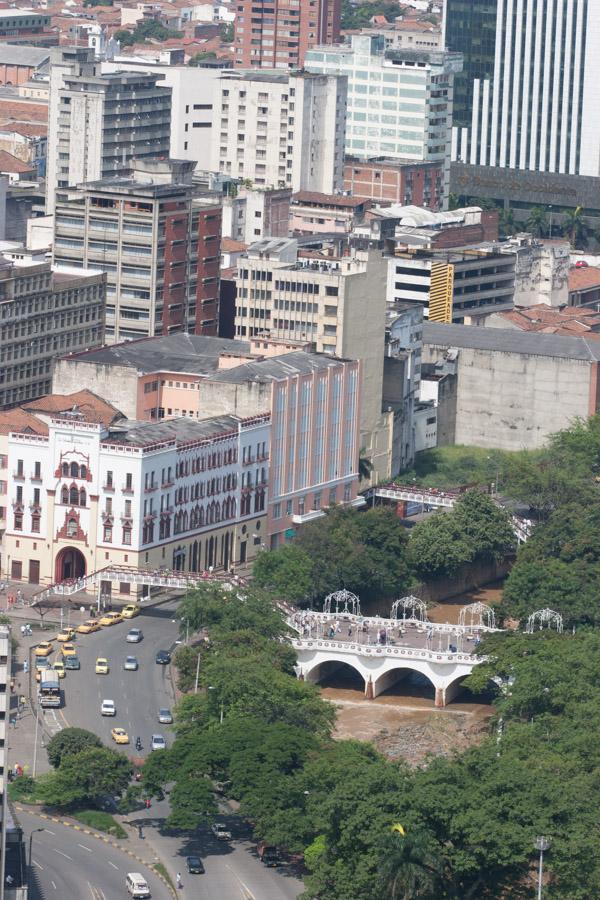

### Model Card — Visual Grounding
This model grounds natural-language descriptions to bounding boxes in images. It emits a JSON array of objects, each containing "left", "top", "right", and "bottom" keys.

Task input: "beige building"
[{"left": 234, "top": 238, "right": 393, "bottom": 480}]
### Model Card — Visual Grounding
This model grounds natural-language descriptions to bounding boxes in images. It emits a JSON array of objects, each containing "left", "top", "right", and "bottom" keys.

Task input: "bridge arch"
[
  {"left": 371, "top": 664, "right": 437, "bottom": 701},
  {"left": 303, "top": 658, "right": 367, "bottom": 693}
]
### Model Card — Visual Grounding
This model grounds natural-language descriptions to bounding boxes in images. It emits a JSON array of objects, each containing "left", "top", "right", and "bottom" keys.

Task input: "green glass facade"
[{"left": 444, "top": 0, "right": 497, "bottom": 130}]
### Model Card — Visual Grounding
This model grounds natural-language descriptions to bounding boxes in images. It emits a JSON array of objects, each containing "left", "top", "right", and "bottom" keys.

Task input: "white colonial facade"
[{"left": 4, "top": 413, "right": 270, "bottom": 587}]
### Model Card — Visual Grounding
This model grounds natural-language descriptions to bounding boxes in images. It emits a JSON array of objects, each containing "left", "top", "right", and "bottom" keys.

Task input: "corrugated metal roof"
[
  {"left": 423, "top": 322, "right": 600, "bottom": 362},
  {"left": 208, "top": 350, "right": 350, "bottom": 383},
  {"left": 0, "top": 43, "right": 49, "bottom": 67}
]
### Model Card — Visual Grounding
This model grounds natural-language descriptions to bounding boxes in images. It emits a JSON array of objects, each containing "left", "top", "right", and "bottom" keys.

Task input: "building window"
[
  {"left": 31, "top": 515, "right": 40, "bottom": 533},
  {"left": 106, "top": 470, "right": 113, "bottom": 488},
  {"left": 123, "top": 527, "right": 132, "bottom": 545},
  {"left": 33, "top": 461, "right": 41, "bottom": 479},
  {"left": 273, "top": 502, "right": 281, "bottom": 519},
  {"left": 66, "top": 518, "right": 77, "bottom": 537},
  {"left": 286, "top": 499, "right": 293, "bottom": 516},
  {"left": 14, "top": 513, "right": 23, "bottom": 531},
  {"left": 328, "top": 488, "right": 337, "bottom": 506},
  {"left": 344, "top": 483, "right": 351, "bottom": 502},
  {"left": 103, "top": 525, "right": 113, "bottom": 542},
  {"left": 313, "top": 492, "right": 321, "bottom": 510},
  {"left": 125, "top": 473, "right": 133, "bottom": 491},
  {"left": 298, "top": 496, "right": 305, "bottom": 515}
]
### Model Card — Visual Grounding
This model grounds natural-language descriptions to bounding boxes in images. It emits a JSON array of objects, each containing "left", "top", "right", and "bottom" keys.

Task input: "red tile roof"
[
  {"left": 0, "top": 121, "right": 47, "bottom": 138},
  {"left": 0, "top": 408, "right": 48, "bottom": 437},
  {"left": 568, "top": 266, "right": 600, "bottom": 292},
  {"left": 221, "top": 237, "right": 248, "bottom": 252},
  {"left": 292, "top": 190, "right": 368, "bottom": 209},
  {"left": 0, "top": 149, "right": 35, "bottom": 174},
  {"left": 23, "top": 390, "right": 124, "bottom": 426},
  {"left": 495, "top": 304, "right": 600, "bottom": 336}
]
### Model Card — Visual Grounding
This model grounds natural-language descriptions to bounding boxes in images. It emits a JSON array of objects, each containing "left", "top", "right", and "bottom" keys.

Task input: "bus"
[{"left": 38, "top": 670, "right": 61, "bottom": 708}]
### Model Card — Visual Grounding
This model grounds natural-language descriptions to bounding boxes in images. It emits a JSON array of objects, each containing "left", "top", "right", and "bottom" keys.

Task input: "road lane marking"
[
  {"left": 53, "top": 849, "right": 73, "bottom": 860},
  {"left": 44, "top": 828, "right": 55, "bottom": 835},
  {"left": 51, "top": 881, "right": 57, "bottom": 890},
  {"left": 108, "top": 861, "right": 118, "bottom": 870},
  {"left": 225, "top": 865, "right": 257, "bottom": 900},
  {"left": 32, "top": 859, "right": 43, "bottom": 870},
  {"left": 78, "top": 842, "right": 92, "bottom": 852}
]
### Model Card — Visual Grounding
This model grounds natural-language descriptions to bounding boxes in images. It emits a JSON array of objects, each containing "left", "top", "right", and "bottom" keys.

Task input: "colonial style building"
[{"left": 2, "top": 392, "right": 269, "bottom": 585}]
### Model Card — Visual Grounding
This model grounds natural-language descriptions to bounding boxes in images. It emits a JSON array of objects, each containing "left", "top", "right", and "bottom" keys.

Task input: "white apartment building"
[
  {"left": 305, "top": 34, "right": 461, "bottom": 199},
  {"left": 234, "top": 237, "right": 395, "bottom": 480},
  {"left": 46, "top": 47, "right": 172, "bottom": 214},
  {"left": 102, "top": 56, "right": 220, "bottom": 171},
  {"left": 3, "top": 408, "right": 270, "bottom": 586},
  {"left": 211, "top": 70, "right": 347, "bottom": 194}
]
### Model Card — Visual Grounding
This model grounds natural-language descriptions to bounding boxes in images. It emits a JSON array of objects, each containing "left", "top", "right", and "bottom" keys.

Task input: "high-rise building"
[
  {"left": 0, "top": 258, "right": 106, "bottom": 409},
  {"left": 305, "top": 35, "right": 461, "bottom": 200},
  {"left": 212, "top": 71, "right": 346, "bottom": 194},
  {"left": 233, "top": 0, "right": 341, "bottom": 69},
  {"left": 447, "top": 0, "right": 600, "bottom": 219},
  {"left": 46, "top": 48, "right": 172, "bottom": 214},
  {"left": 53, "top": 159, "right": 221, "bottom": 342}
]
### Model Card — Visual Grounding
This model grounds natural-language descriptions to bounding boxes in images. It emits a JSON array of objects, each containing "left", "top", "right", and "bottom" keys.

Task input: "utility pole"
[{"left": 535, "top": 836, "right": 550, "bottom": 900}]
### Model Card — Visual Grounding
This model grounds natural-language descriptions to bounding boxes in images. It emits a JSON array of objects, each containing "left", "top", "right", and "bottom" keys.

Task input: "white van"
[{"left": 126, "top": 873, "right": 150, "bottom": 898}]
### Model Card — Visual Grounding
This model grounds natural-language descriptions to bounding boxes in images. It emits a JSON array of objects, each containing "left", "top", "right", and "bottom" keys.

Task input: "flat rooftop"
[
  {"left": 208, "top": 350, "right": 351, "bottom": 383},
  {"left": 104, "top": 414, "right": 246, "bottom": 448},
  {"left": 61, "top": 333, "right": 251, "bottom": 376}
]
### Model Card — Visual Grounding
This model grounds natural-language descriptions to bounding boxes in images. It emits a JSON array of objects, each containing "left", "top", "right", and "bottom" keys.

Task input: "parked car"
[
  {"left": 151, "top": 734, "right": 166, "bottom": 751},
  {"left": 99, "top": 611, "right": 123, "bottom": 627},
  {"left": 77, "top": 620, "right": 100, "bottom": 634},
  {"left": 126, "top": 628, "right": 143, "bottom": 643},
  {"left": 124, "top": 656, "right": 139, "bottom": 671},
  {"left": 211, "top": 822, "right": 232, "bottom": 841},
  {"left": 186, "top": 855, "right": 205, "bottom": 874},
  {"left": 101, "top": 699, "right": 116, "bottom": 716},
  {"left": 155, "top": 650, "right": 171, "bottom": 665},
  {"left": 158, "top": 708, "right": 173, "bottom": 724}
]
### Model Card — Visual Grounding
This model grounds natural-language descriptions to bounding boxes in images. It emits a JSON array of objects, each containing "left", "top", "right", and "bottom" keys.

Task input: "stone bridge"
[{"left": 292, "top": 636, "right": 480, "bottom": 707}]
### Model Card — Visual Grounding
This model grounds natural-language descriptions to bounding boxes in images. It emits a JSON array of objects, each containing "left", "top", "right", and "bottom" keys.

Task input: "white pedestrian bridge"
[{"left": 292, "top": 636, "right": 480, "bottom": 707}]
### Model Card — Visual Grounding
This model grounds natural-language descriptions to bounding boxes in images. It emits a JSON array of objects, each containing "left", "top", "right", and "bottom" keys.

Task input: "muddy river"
[{"left": 320, "top": 585, "right": 502, "bottom": 763}]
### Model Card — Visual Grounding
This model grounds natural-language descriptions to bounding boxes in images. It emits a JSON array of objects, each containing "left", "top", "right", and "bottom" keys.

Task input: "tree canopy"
[{"left": 46, "top": 727, "right": 102, "bottom": 769}]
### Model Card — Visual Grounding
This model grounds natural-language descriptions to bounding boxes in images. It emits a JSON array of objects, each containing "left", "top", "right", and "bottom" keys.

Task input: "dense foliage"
[
  {"left": 115, "top": 20, "right": 183, "bottom": 47},
  {"left": 46, "top": 727, "right": 102, "bottom": 769},
  {"left": 39, "top": 746, "right": 132, "bottom": 809},
  {"left": 341, "top": 0, "right": 402, "bottom": 29}
]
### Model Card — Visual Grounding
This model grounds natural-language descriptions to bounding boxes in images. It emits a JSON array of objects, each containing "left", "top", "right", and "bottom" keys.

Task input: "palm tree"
[
  {"left": 358, "top": 449, "right": 373, "bottom": 482},
  {"left": 498, "top": 207, "right": 517, "bottom": 238},
  {"left": 525, "top": 206, "right": 549, "bottom": 237},
  {"left": 562, "top": 206, "right": 589, "bottom": 248},
  {"left": 378, "top": 828, "right": 443, "bottom": 900}
]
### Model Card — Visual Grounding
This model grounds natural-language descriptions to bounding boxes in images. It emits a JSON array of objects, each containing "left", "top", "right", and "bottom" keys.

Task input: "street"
[
  {"left": 18, "top": 807, "right": 171, "bottom": 900},
  {"left": 47, "top": 595, "right": 304, "bottom": 899}
]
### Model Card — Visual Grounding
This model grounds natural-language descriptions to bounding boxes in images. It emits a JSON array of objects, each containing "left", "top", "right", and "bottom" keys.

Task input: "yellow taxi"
[
  {"left": 52, "top": 659, "right": 66, "bottom": 679},
  {"left": 111, "top": 727, "right": 129, "bottom": 745},
  {"left": 56, "top": 627, "right": 76, "bottom": 643},
  {"left": 77, "top": 620, "right": 101, "bottom": 634},
  {"left": 34, "top": 641, "right": 53, "bottom": 657},
  {"left": 95, "top": 657, "right": 109, "bottom": 675},
  {"left": 99, "top": 611, "right": 123, "bottom": 627},
  {"left": 121, "top": 604, "right": 140, "bottom": 619},
  {"left": 61, "top": 642, "right": 77, "bottom": 658}
]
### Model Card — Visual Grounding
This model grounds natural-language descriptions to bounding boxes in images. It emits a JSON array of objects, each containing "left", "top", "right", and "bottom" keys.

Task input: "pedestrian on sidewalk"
[{"left": 176, "top": 873, "right": 183, "bottom": 889}]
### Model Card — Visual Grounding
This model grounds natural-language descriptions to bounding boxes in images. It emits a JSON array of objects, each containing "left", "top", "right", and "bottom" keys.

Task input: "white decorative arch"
[
  {"left": 390, "top": 595, "right": 428, "bottom": 623},
  {"left": 323, "top": 589, "right": 360, "bottom": 616},
  {"left": 525, "top": 608, "right": 563, "bottom": 634},
  {"left": 459, "top": 601, "right": 496, "bottom": 630}
]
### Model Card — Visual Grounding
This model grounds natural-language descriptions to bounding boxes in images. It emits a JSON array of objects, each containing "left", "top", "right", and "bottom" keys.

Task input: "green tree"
[
  {"left": 378, "top": 828, "right": 443, "bottom": 900},
  {"left": 562, "top": 206, "right": 589, "bottom": 248},
  {"left": 252, "top": 544, "right": 314, "bottom": 604},
  {"left": 358, "top": 448, "right": 374, "bottom": 481},
  {"left": 498, "top": 206, "right": 517, "bottom": 237},
  {"left": 46, "top": 728, "right": 102, "bottom": 769},
  {"left": 526, "top": 205, "right": 549, "bottom": 237},
  {"left": 220, "top": 22, "right": 233, "bottom": 42},
  {"left": 39, "top": 747, "right": 132, "bottom": 808},
  {"left": 114, "top": 28, "right": 135, "bottom": 47},
  {"left": 188, "top": 52, "right": 217, "bottom": 65},
  {"left": 172, "top": 644, "right": 201, "bottom": 692}
]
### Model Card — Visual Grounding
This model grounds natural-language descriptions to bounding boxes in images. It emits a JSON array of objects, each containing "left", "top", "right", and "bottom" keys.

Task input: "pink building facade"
[{"left": 197, "top": 351, "right": 362, "bottom": 548}]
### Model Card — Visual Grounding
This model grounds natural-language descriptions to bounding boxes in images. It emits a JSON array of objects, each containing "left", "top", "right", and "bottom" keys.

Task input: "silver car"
[
  {"left": 126, "top": 628, "right": 143, "bottom": 643},
  {"left": 151, "top": 734, "right": 166, "bottom": 751},
  {"left": 158, "top": 708, "right": 173, "bottom": 725},
  {"left": 124, "top": 656, "right": 139, "bottom": 671}
]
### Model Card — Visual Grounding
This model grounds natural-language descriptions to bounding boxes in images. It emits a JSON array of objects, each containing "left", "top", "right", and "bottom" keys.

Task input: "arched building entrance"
[{"left": 55, "top": 547, "right": 86, "bottom": 582}]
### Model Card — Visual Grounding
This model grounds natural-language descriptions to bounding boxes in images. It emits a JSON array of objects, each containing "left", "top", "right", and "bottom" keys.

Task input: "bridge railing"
[
  {"left": 288, "top": 609, "right": 499, "bottom": 635},
  {"left": 291, "top": 638, "right": 478, "bottom": 665}
]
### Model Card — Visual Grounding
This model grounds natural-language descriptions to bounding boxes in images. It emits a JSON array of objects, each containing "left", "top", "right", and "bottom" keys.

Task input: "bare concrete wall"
[
  {"left": 52, "top": 359, "right": 138, "bottom": 419},
  {"left": 198, "top": 379, "right": 272, "bottom": 419}
]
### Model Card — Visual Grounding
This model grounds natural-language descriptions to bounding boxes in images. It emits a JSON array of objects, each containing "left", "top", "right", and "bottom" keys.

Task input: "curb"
[{"left": 14, "top": 804, "right": 177, "bottom": 898}]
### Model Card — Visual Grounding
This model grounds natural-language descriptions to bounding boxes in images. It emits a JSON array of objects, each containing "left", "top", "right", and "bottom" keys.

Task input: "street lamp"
[
  {"left": 535, "top": 836, "right": 550, "bottom": 900},
  {"left": 28, "top": 828, "right": 44, "bottom": 887},
  {"left": 208, "top": 686, "right": 224, "bottom": 724}
]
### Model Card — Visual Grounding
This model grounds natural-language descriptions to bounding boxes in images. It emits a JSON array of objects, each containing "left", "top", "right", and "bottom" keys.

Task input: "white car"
[
  {"left": 158, "top": 708, "right": 173, "bottom": 724},
  {"left": 101, "top": 699, "right": 116, "bottom": 716},
  {"left": 151, "top": 734, "right": 166, "bottom": 751},
  {"left": 211, "top": 822, "right": 232, "bottom": 841},
  {"left": 126, "top": 628, "right": 143, "bottom": 643},
  {"left": 124, "top": 656, "right": 139, "bottom": 671}
]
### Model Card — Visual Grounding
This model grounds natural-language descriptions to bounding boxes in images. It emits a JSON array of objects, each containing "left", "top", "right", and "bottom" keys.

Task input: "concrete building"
[
  {"left": 359, "top": 19, "right": 443, "bottom": 52},
  {"left": 0, "top": 625, "right": 10, "bottom": 894},
  {"left": 343, "top": 157, "right": 444, "bottom": 209},
  {"left": 290, "top": 191, "right": 369, "bottom": 235},
  {"left": 0, "top": 123, "right": 46, "bottom": 178},
  {"left": 387, "top": 233, "right": 570, "bottom": 324},
  {"left": 305, "top": 35, "right": 461, "bottom": 198},
  {"left": 102, "top": 56, "right": 221, "bottom": 171},
  {"left": 0, "top": 258, "right": 105, "bottom": 410},
  {"left": 2, "top": 393, "right": 270, "bottom": 585},
  {"left": 568, "top": 266, "right": 600, "bottom": 311},
  {"left": 234, "top": 237, "right": 398, "bottom": 480},
  {"left": 222, "top": 187, "right": 291, "bottom": 244},
  {"left": 446, "top": 0, "right": 600, "bottom": 225},
  {"left": 384, "top": 305, "right": 423, "bottom": 471},
  {"left": 0, "top": 44, "right": 49, "bottom": 86},
  {"left": 422, "top": 322, "right": 600, "bottom": 450},
  {"left": 0, "top": 9, "right": 56, "bottom": 46},
  {"left": 233, "top": 0, "right": 340, "bottom": 69},
  {"left": 52, "top": 158, "right": 221, "bottom": 342},
  {"left": 197, "top": 352, "right": 361, "bottom": 547},
  {"left": 46, "top": 47, "right": 172, "bottom": 214},
  {"left": 212, "top": 70, "right": 347, "bottom": 194}
]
